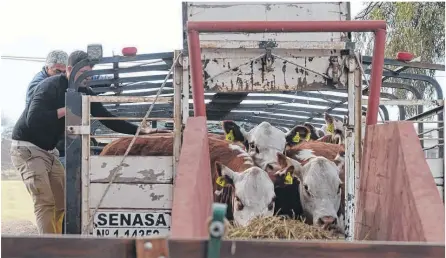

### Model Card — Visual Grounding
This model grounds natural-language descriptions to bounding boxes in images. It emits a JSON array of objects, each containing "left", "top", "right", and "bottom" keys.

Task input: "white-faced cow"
[
  {"left": 283, "top": 140, "right": 345, "bottom": 232},
  {"left": 99, "top": 135, "right": 277, "bottom": 227},
  {"left": 222, "top": 120, "right": 346, "bottom": 232}
]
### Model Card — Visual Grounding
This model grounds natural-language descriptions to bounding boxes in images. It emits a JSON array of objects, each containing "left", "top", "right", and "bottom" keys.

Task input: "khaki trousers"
[{"left": 10, "top": 140, "right": 65, "bottom": 234}]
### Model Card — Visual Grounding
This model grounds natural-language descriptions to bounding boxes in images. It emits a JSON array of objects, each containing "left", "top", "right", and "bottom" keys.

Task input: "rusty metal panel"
[
  {"left": 89, "top": 156, "right": 173, "bottom": 184},
  {"left": 185, "top": 2, "right": 350, "bottom": 45},
  {"left": 202, "top": 48, "right": 349, "bottom": 92}
]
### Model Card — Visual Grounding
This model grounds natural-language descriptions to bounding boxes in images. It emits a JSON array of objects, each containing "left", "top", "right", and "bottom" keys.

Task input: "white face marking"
[
  {"left": 246, "top": 122, "right": 286, "bottom": 170},
  {"left": 296, "top": 149, "right": 316, "bottom": 161},
  {"left": 220, "top": 165, "right": 275, "bottom": 227},
  {"left": 297, "top": 156, "right": 342, "bottom": 229},
  {"left": 229, "top": 144, "right": 253, "bottom": 166}
]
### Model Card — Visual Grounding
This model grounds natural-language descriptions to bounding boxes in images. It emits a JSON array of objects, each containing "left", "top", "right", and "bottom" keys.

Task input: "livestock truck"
[{"left": 3, "top": 2, "right": 445, "bottom": 258}]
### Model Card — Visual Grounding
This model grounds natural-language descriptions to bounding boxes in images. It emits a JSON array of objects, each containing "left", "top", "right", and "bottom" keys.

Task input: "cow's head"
[
  {"left": 322, "top": 112, "right": 344, "bottom": 135},
  {"left": 303, "top": 123, "right": 324, "bottom": 140},
  {"left": 291, "top": 152, "right": 345, "bottom": 231},
  {"left": 268, "top": 152, "right": 299, "bottom": 188},
  {"left": 222, "top": 121, "right": 287, "bottom": 172},
  {"left": 215, "top": 162, "right": 276, "bottom": 226}
]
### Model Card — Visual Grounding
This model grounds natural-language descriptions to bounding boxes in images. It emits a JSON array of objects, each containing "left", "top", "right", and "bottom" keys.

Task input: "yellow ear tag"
[
  {"left": 225, "top": 129, "right": 235, "bottom": 142},
  {"left": 284, "top": 172, "right": 293, "bottom": 185},
  {"left": 327, "top": 123, "right": 334, "bottom": 134},
  {"left": 216, "top": 176, "right": 227, "bottom": 187},
  {"left": 292, "top": 133, "right": 300, "bottom": 143},
  {"left": 305, "top": 133, "right": 311, "bottom": 141}
]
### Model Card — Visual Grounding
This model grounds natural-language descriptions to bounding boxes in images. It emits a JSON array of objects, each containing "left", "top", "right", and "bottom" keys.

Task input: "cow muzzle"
[{"left": 317, "top": 216, "right": 338, "bottom": 230}]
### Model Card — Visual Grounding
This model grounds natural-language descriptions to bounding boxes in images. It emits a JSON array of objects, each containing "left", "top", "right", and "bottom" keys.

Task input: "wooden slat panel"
[
  {"left": 2, "top": 236, "right": 444, "bottom": 258},
  {"left": 357, "top": 122, "right": 445, "bottom": 242},
  {"left": 136, "top": 238, "right": 169, "bottom": 258},
  {"left": 90, "top": 156, "right": 173, "bottom": 184},
  {"left": 89, "top": 184, "right": 172, "bottom": 209},
  {"left": 1, "top": 235, "right": 135, "bottom": 258},
  {"left": 171, "top": 117, "right": 213, "bottom": 239},
  {"left": 168, "top": 239, "right": 445, "bottom": 258}
]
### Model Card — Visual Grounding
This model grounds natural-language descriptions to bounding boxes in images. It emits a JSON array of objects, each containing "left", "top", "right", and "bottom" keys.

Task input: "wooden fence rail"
[{"left": 2, "top": 235, "right": 444, "bottom": 258}]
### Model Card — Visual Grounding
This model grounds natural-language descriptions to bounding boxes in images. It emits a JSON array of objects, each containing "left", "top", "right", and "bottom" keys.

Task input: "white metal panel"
[
  {"left": 427, "top": 158, "right": 444, "bottom": 179},
  {"left": 426, "top": 158, "right": 444, "bottom": 200},
  {"left": 202, "top": 48, "right": 349, "bottom": 92},
  {"left": 89, "top": 156, "right": 173, "bottom": 184},
  {"left": 89, "top": 184, "right": 173, "bottom": 209},
  {"left": 344, "top": 56, "right": 357, "bottom": 241},
  {"left": 91, "top": 210, "right": 171, "bottom": 238},
  {"left": 185, "top": 2, "right": 350, "bottom": 45}
]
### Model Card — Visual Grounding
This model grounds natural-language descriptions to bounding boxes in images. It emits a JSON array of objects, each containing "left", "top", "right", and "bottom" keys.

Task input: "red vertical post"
[
  {"left": 366, "top": 28, "right": 386, "bottom": 125},
  {"left": 187, "top": 29, "right": 207, "bottom": 117}
]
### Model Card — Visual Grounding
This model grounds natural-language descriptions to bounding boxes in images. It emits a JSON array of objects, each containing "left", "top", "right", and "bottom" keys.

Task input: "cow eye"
[
  {"left": 249, "top": 142, "right": 255, "bottom": 149},
  {"left": 304, "top": 184, "right": 310, "bottom": 195},
  {"left": 268, "top": 196, "right": 276, "bottom": 211},
  {"left": 235, "top": 196, "right": 244, "bottom": 211}
]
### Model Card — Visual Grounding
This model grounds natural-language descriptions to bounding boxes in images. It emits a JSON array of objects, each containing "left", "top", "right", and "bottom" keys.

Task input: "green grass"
[{"left": 1, "top": 179, "right": 36, "bottom": 224}]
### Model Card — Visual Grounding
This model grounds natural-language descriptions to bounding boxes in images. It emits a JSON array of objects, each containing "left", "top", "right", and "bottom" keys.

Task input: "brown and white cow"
[
  {"left": 99, "top": 135, "right": 280, "bottom": 227},
  {"left": 222, "top": 121, "right": 346, "bottom": 232},
  {"left": 283, "top": 140, "right": 345, "bottom": 232}
]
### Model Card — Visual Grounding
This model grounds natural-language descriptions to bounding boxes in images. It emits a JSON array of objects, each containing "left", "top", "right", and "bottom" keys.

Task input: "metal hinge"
[{"left": 67, "top": 126, "right": 90, "bottom": 135}]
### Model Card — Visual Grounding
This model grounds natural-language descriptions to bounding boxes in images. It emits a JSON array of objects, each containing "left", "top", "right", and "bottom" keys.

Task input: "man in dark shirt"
[{"left": 10, "top": 50, "right": 154, "bottom": 234}]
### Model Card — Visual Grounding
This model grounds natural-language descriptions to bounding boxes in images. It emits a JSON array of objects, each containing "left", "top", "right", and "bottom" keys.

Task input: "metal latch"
[
  {"left": 67, "top": 125, "right": 90, "bottom": 135},
  {"left": 207, "top": 203, "right": 227, "bottom": 258}
]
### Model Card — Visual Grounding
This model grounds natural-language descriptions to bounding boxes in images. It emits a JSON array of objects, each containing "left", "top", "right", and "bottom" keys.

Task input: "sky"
[{"left": 0, "top": 0, "right": 444, "bottom": 123}]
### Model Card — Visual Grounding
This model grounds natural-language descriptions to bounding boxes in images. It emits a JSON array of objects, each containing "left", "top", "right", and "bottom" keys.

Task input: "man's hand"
[{"left": 57, "top": 108, "right": 66, "bottom": 119}]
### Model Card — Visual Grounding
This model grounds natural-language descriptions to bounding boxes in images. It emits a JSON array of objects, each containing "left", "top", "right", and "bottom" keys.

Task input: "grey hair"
[{"left": 45, "top": 50, "right": 68, "bottom": 67}]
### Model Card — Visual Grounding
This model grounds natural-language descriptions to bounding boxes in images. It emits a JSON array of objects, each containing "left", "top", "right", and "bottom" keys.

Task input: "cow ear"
[
  {"left": 221, "top": 120, "right": 246, "bottom": 143},
  {"left": 277, "top": 152, "right": 289, "bottom": 169},
  {"left": 333, "top": 151, "right": 345, "bottom": 171},
  {"left": 274, "top": 165, "right": 296, "bottom": 186},
  {"left": 286, "top": 125, "right": 310, "bottom": 146},
  {"left": 215, "top": 162, "right": 235, "bottom": 187}
]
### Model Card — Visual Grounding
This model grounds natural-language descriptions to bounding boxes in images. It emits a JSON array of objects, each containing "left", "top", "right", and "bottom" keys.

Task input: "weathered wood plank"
[
  {"left": 89, "top": 184, "right": 172, "bottom": 209},
  {"left": 1, "top": 235, "right": 135, "bottom": 258},
  {"left": 90, "top": 156, "right": 173, "bottom": 184},
  {"left": 357, "top": 122, "right": 445, "bottom": 242},
  {"left": 2, "top": 236, "right": 444, "bottom": 258},
  {"left": 171, "top": 117, "right": 213, "bottom": 238},
  {"left": 168, "top": 239, "right": 445, "bottom": 258},
  {"left": 136, "top": 238, "right": 169, "bottom": 258}
]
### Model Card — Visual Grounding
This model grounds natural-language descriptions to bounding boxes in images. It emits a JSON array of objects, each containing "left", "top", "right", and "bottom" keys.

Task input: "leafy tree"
[{"left": 354, "top": 2, "right": 445, "bottom": 117}]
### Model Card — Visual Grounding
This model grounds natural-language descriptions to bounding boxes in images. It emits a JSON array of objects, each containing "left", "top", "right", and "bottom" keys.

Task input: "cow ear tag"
[
  {"left": 292, "top": 133, "right": 300, "bottom": 143},
  {"left": 327, "top": 123, "right": 334, "bottom": 134},
  {"left": 305, "top": 132, "right": 311, "bottom": 141},
  {"left": 284, "top": 169, "right": 293, "bottom": 185},
  {"left": 216, "top": 176, "right": 227, "bottom": 187},
  {"left": 225, "top": 129, "right": 235, "bottom": 142}
]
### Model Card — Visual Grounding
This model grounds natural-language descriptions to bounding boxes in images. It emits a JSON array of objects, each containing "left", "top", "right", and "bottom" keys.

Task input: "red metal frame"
[{"left": 187, "top": 21, "right": 387, "bottom": 125}]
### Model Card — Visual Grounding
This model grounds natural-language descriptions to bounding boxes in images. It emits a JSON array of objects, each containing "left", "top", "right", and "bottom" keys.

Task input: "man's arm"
[
  {"left": 91, "top": 102, "right": 139, "bottom": 135},
  {"left": 26, "top": 83, "right": 63, "bottom": 129}
]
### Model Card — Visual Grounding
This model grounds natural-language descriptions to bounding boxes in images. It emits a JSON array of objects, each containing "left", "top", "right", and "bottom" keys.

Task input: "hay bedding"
[{"left": 225, "top": 216, "right": 343, "bottom": 240}]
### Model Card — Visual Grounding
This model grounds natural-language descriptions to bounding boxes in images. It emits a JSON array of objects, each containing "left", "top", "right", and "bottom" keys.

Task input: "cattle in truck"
[
  {"left": 99, "top": 135, "right": 287, "bottom": 227},
  {"left": 221, "top": 120, "right": 346, "bottom": 233}
]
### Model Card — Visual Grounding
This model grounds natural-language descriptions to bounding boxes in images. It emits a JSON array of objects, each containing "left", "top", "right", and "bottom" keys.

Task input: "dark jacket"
[
  {"left": 25, "top": 67, "right": 49, "bottom": 106},
  {"left": 12, "top": 74, "right": 138, "bottom": 151}
]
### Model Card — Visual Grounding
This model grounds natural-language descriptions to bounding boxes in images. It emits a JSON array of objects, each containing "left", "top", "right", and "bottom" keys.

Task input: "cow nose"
[{"left": 317, "top": 216, "right": 337, "bottom": 228}]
